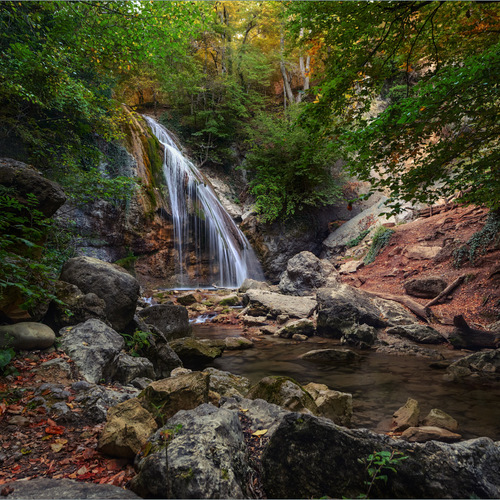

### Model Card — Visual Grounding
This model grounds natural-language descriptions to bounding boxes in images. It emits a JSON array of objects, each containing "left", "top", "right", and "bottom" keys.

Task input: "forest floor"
[{"left": 339, "top": 205, "right": 500, "bottom": 334}]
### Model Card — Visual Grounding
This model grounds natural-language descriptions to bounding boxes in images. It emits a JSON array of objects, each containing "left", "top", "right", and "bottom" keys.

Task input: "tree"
[{"left": 285, "top": 1, "right": 500, "bottom": 211}]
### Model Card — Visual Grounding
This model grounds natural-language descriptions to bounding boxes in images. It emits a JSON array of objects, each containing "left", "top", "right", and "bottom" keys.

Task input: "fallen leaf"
[
  {"left": 47, "top": 418, "right": 57, "bottom": 427},
  {"left": 50, "top": 439, "right": 68, "bottom": 452},
  {"left": 45, "top": 425, "right": 65, "bottom": 435},
  {"left": 251, "top": 429, "right": 268, "bottom": 437},
  {"left": 239, "top": 408, "right": 249, "bottom": 412}
]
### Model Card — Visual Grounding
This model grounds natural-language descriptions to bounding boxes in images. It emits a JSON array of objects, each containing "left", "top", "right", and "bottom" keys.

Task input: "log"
[
  {"left": 449, "top": 314, "right": 499, "bottom": 350},
  {"left": 361, "top": 289, "right": 431, "bottom": 322},
  {"left": 425, "top": 275, "right": 465, "bottom": 308}
]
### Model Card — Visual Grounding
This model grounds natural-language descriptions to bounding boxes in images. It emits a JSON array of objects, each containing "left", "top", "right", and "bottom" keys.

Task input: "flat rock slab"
[
  {"left": 401, "top": 426, "right": 462, "bottom": 443},
  {"left": 244, "top": 290, "right": 317, "bottom": 319},
  {"left": 3, "top": 478, "right": 139, "bottom": 498}
]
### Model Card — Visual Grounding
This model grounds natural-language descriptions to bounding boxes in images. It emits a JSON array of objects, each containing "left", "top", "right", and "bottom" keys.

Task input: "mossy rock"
[{"left": 169, "top": 337, "right": 224, "bottom": 369}]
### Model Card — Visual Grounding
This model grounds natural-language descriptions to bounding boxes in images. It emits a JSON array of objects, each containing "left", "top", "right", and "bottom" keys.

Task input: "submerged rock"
[
  {"left": 299, "top": 348, "right": 360, "bottom": 363},
  {"left": 444, "top": 349, "right": 500, "bottom": 383}
]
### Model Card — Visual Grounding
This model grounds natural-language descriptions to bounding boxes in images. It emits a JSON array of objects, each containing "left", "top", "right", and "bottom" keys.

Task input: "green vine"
[
  {"left": 363, "top": 226, "right": 395, "bottom": 265},
  {"left": 346, "top": 229, "right": 371, "bottom": 248}
]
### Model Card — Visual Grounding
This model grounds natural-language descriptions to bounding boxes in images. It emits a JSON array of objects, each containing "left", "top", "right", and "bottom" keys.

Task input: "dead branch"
[
  {"left": 425, "top": 275, "right": 465, "bottom": 308},
  {"left": 450, "top": 315, "right": 499, "bottom": 349},
  {"left": 361, "top": 289, "right": 431, "bottom": 322}
]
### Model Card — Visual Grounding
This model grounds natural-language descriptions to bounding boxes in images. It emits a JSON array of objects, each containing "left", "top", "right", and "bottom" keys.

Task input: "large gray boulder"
[
  {"left": 316, "top": 286, "right": 387, "bottom": 337},
  {"left": 60, "top": 256, "right": 139, "bottom": 332},
  {"left": 0, "top": 322, "right": 55, "bottom": 350},
  {"left": 59, "top": 319, "right": 124, "bottom": 384},
  {"left": 131, "top": 404, "right": 250, "bottom": 499},
  {"left": 138, "top": 303, "right": 191, "bottom": 340},
  {"left": 2, "top": 478, "right": 139, "bottom": 499},
  {"left": 243, "top": 289, "right": 317, "bottom": 319},
  {"left": 261, "top": 412, "right": 500, "bottom": 499},
  {"left": 279, "top": 251, "right": 339, "bottom": 296},
  {"left": 0, "top": 159, "right": 66, "bottom": 217}
]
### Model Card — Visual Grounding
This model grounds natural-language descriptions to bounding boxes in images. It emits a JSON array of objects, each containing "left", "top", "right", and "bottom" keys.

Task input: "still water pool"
[{"left": 194, "top": 323, "right": 500, "bottom": 441}]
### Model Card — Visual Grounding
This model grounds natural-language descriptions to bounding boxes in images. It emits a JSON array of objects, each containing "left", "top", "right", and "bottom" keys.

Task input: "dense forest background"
[{"left": 0, "top": 1, "right": 499, "bottom": 309}]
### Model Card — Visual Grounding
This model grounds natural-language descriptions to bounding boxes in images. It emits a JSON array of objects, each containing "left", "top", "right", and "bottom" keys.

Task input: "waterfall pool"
[{"left": 194, "top": 322, "right": 500, "bottom": 441}]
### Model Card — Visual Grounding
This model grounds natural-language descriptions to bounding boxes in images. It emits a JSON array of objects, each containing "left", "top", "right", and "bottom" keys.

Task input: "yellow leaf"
[
  {"left": 82, "top": 342, "right": 89, "bottom": 346},
  {"left": 50, "top": 439, "right": 67, "bottom": 453},
  {"left": 252, "top": 429, "right": 268, "bottom": 437},
  {"left": 239, "top": 408, "right": 249, "bottom": 412}
]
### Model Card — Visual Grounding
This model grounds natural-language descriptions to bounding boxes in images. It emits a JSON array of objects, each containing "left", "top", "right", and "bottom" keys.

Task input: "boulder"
[
  {"left": 44, "top": 281, "right": 108, "bottom": 330},
  {"left": 246, "top": 376, "right": 317, "bottom": 414},
  {"left": 372, "top": 297, "right": 416, "bottom": 326},
  {"left": 403, "top": 245, "right": 442, "bottom": 260},
  {"left": 224, "top": 337, "right": 254, "bottom": 350},
  {"left": 203, "top": 367, "right": 251, "bottom": 399},
  {"left": 376, "top": 343, "right": 445, "bottom": 360},
  {"left": 299, "top": 348, "right": 360, "bottom": 364},
  {"left": 60, "top": 256, "right": 139, "bottom": 332},
  {"left": 137, "top": 304, "right": 191, "bottom": 340},
  {"left": 0, "top": 159, "right": 66, "bottom": 217},
  {"left": 421, "top": 408, "right": 459, "bottom": 432},
  {"left": 113, "top": 353, "right": 156, "bottom": 385},
  {"left": 341, "top": 324, "right": 377, "bottom": 349},
  {"left": 404, "top": 276, "right": 448, "bottom": 299},
  {"left": 98, "top": 398, "right": 157, "bottom": 458},
  {"left": 401, "top": 426, "right": 462, "bottom": 443},
  {"left": 241, "top": 315, "right": 268, "bottom": 327},
  {"left": 278, "top": 251, "right": 339, "bottom": 296},
  {"left": 316, "top": 286, "right": 387, "bottom": 337},
  {"left": 176, "top": 293, "right": 202, "bottom": 306},
  {"left": 2, "top": 477, "right": 139, "bottom": 499},
  {"left": 292, "top": 334, "right": 308, "bottom": 341},
  {"left": 277, "top": 319, "right": 315, "bottom": 339},
  {"left": 243, "top": 289, "right": 317, "bottom": 319},
  {"left": 218, "top": 294, "right": 241, "bottom": 307},
  {"left": 59, "top": 319, "right": 124, "bottom": 384},
  {"left": 0, "top": 322, "right": 55, "bottom": 350},
  {"left": 303, "top": 383, "right": 352, "bottom": 426},
  {"left": 131, "top": 404, "right": 249, "bottom": 499},
  {"left": 238, "top": 278, "right": 270, "bottom": 293},
  {"left": 392, "top": 398, "right": 420, "bottom": 432},
  {"left": 72, "top": 381, "right": 139, "bottom": 423},
  {"left": 139, "top": 372, "right": 210, "bottom": 425},
  {"left": 261, "top": 412, "right": 500, "bottom": 499},
  {"left": 169, "top": 337, "right": 223, "bottom": 369},
  {"left": 386, "top": 324, "right": 447, "bottom": 344},
  {"left": 444, "top": 349, "right": 500, "bottom": 383}
]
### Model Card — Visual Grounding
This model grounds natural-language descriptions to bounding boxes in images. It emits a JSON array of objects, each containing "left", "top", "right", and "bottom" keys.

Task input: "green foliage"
[
  {"left": 363, "top": 226, "right": 395, "bottom": 265},
  {"left": 0, "top": 187, "right": 58, "bottom": 312},
  {"left": 453, "top": 211, "right": 500, "bottom": 268},
  {"left": 122, "top": 329, "right": 151, "bottom": 357},
  {"left": 0, "top": 348, "right": 16, "bottom": 374},
  {"left": 346, "top": 229, "right": 370, "bottom": 249},
  {"left": 244, "top": 105, "right": 343, "bottom": 223},
  {"left": 358, "top": 450, "right": 408, "bottom": 498}
]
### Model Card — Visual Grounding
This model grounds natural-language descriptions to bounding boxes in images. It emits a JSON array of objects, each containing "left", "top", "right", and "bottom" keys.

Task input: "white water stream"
[{"left": 144, "top": 116, "right": 263, "bottom": 288}]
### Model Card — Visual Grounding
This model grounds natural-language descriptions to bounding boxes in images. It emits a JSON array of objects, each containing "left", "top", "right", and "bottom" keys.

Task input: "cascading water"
[{"left": 144, "top": 116, "right": 263, "bottom": 289}]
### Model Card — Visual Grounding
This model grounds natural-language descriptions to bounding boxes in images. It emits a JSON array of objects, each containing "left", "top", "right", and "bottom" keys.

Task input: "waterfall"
[{"left": 144, "top": 116, "right": 263, "bottom": 289}]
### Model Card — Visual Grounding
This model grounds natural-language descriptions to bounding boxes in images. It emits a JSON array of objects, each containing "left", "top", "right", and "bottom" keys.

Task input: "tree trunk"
[{"left": 280, "top": 35, "right": 294, "bottom": 107}]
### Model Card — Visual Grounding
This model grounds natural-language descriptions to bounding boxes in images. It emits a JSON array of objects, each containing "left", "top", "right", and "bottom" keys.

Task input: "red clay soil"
[{"left": 340, "top": 205, "right": 500, "bottom": 333}]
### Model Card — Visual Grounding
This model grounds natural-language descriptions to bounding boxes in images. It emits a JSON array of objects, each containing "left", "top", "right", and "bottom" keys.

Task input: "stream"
[{"left": 194, "top": 322, "right": 500, "bottom": 441}]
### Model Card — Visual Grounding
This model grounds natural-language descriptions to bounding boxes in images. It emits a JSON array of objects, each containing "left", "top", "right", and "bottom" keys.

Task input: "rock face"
[
  {"left": 404, "top": 276, "right": 447, "bottom": 298},
  {"left": 3, "top": 477, "right": 139, "bottom": 499},
  {"left": 243, "top": 289, "right": 317, "bottom": 319},
  {"left": 139, "top": 372, "right": 210, "bottom": 424},
  {"left": 261, "top": 412, "right": 500, "bottom": 499},
  {"left": 138, "top": 304, "right": 191, "bottom": 340},
  {"left": 392, "top": 398, "right": 420, "bottom": 432},
  {"left": 278, "top": 251, "right": 339, "bottom": 296},
  {"left": 59, "top": 319, "right": 125, "bottom": 384},
  {"left": 169, "top": 337, "right": 223, "bottom": 369},
  {"left": 44, "top": 281, "right": 108, "bottom": 330},
  {"left": 246, "top": 376, "right": 317, "bottom": 414},
  {"left": 98, "top": 398, "right": 157, "bottom": 458},
  {"left": 444, "top": 349, "right": 500, "bottom": 383},
  {"left": 60, "top": 256, "right": 139, "bottom": 332},
  {"left": 316, "top": 286, "right": 387, "bottom": 337},
  {"left": 131, "top": 404, "right": 250, "bottom": 499},
  {"left": 0, "top": 159, "right": 66, "bottom": 217},
  {"left": 0, "top": 322, "right": 55, "bottom": 350},
  {"left": 386, "top": 324, "right": 447, "bottom": 344}
]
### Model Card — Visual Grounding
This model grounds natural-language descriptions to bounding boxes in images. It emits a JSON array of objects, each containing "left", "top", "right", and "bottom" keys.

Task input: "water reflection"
[{"left": 194, "top": 323, "right": 500, "bottom": 440}]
